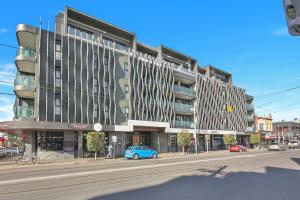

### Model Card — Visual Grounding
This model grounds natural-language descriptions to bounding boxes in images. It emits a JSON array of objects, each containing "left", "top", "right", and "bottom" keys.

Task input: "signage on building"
[
  {"left": 112, "top": 136, "right": 117, "bottom": 143},
  {"left": 227, "top": 105, "right": 233, "bottom": 112},
  {"left": 93, "top": 123, "right": 102, "bottom": 132},
  {"left": 69, "top": 123, "right": 90, "bottom": 130}
]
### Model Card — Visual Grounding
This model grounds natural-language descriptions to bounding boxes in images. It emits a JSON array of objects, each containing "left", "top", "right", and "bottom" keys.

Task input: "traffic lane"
[
  {"left": 0, "top": 150, "right": 267, "bottom": 181},
  {"left": 0, "top": 150, "right": 299, "bottom": 200}
]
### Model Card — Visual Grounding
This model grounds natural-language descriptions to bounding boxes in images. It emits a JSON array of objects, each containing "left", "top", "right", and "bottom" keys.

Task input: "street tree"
[
  {"left": 86, "top": 132, "right": 106, "bottom": 160},
  {"left": 177, "top": 131, "right": 192, "bottom": 154},
  {"left": 223, "top": 134, "right": 236, "bottom": 148},
  {"left": 250, "top": 133, "right": 261, "bottom": 149}
]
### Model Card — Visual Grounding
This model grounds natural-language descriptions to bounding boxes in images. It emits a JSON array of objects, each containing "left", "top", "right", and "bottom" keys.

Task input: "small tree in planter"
[
  {"left": 86, "top": 132, "right": 106, "bottom": 160},
  {"left": 250, "top": 133, "right": 261, "bottom": 149},
  {"left": 177, "top": 131, "right": 192, "bottom": 154},
  {"left": 223, "top": 134, "right": 236, "bottom": 149}
]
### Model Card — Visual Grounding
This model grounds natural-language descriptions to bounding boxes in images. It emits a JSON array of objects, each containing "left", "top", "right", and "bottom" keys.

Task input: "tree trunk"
[
  {"left": 94, "top": 151, "right": 97, "bottom": 160},
  {"left": 182, "top": 146, "right": 185, "bottom": 154}
]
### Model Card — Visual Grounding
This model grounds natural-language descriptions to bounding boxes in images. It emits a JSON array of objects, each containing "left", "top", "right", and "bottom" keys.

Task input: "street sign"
[
  {"left": 93, "top": 123, "right": 102, "bottom": 132},
  {"left": 283, "top": 0, "right": 300, "bottom": 36}
]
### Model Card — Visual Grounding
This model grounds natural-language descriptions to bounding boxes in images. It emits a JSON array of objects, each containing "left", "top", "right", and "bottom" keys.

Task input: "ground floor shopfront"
[
  {"left": 6, "top": 120, "right": 250, "bottom": 160},
  {"left": 19, "top": 131, "right": 250, "bottom": 160}
]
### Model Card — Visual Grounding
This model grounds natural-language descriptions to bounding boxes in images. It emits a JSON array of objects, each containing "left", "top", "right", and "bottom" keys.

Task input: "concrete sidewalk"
[{"left": 0, "top": 148, "right": 267, "bottom": 170}]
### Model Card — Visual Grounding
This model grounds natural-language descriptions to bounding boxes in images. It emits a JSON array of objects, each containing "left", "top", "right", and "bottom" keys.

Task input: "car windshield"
[
  {"left": 12, "top": 147, "right": 17, "bottom": 150},
  {"left": 271, "top": 143, "right": 278, "bottom": 145}
]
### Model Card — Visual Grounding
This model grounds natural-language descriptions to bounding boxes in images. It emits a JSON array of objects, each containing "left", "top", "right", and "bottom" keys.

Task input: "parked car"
[
  {"left": 287, "top": 140, "right": 300, "bottom": 149},
  {"left": 0, "top": 146, "right": 5, "bottom": 158},
  {"left": 11, "top": 147, "right": 20, "bottom": 155},
  {"left": 5, "top": 147, "right": 12, "bottom": 156},
  {"left": 268, "top": 143, "right": 286, "bottom": 151},
  {"left": 229, "top": 145, "right": 248, "bottom": 152},
  {"left": 125, "top": 146, "right": 158, "bottom": 159}
]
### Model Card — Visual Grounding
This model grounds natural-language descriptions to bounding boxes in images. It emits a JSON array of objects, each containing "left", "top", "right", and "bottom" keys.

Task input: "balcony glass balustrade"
[
  {"left": 16, "top": 106, "right": 34, "bottom": 118},
  {"left": 15, "top": 75, "right": 35, "bottom": 89},
  {"left": 16, "top": 47, "right": 36, "bottom": 59},
  {"left": 175, "top": 102, "right": 193, "bottom": 112},
  {"left": 174, "top": 85, "right": 195, "bottom": 97}
]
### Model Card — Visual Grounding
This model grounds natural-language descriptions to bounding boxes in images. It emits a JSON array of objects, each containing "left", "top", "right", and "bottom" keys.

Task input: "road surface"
[{"left": 0, "top": 149, "right": 299, "bottom": 200}]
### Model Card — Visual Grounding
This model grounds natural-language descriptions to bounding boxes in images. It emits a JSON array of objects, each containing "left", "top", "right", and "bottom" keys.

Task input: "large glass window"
[
  {"left": 93, "top": 78, "right": 98, "bottom": 94},
  {"left": 67, "top": 25, "right": 94, "bottom": 42},
  {"left": 55, "top": 94, "right": 61, "bottom": 116},
  {"left": 104, "top": 56, "right": 109, "bottom": 71},
  {"left": 55, "top": 67, "right": 61, "bottom": 87},
  {"left": 169, "top": 134, "right": 177, "bottom": 147},
  {"left": 38, "top": 132, "right": 63, "bottom": 151},
  {"left": 93, "top": 104, "right": 98, "bottom": 118},
  {"left": 55, "top": 41, "right": 61, "bottom": 60}
]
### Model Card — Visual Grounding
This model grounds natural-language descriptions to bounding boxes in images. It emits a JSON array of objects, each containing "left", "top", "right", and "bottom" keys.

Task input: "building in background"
[
  {"left": 254, "top": 114, "right": 273, "bottom": 145},
  {"left": 272, "top": 121, "right": 300, "bottom": 142},
  {"left": 7, "top": 7, "right": 254, "bottom": 159}
]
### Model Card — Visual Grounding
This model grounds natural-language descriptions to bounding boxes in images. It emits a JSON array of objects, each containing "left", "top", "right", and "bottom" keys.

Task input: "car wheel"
[
  {"left": 152, "top": 153, "right": 158, "bottom": 159},
  {"left": 133, "top": 154, "right": 139, "bottom": 160}
]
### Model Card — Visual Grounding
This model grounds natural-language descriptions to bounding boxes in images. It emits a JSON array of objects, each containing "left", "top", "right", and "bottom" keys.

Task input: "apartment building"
[{"left": 8, "top": 7, "right": 254, "bottom": 158}]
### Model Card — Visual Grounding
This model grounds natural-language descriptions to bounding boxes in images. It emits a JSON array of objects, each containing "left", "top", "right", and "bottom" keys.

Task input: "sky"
[{"left": 0, "top": 0, "right": 299, "bottom": 122}]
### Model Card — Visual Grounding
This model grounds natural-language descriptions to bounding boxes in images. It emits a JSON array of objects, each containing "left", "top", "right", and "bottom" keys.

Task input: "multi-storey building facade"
[{"left": 9, "top": 7, "right": 254, "bottom": 158}]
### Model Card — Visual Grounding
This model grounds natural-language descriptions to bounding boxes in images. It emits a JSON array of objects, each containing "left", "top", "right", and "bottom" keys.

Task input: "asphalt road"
[{"left": 0, "top": 149, "right": 299, "bottom": 200}]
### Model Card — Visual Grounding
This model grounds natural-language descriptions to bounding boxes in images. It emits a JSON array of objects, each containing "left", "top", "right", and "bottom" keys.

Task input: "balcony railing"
[
  {"left": 15, "top": 75, "right": 35, "bottom": 89},
  {"left": 246, "top": 127, "right": 255, "bottom": 132},
  {"left": 175, "top": 102, "right": 194, "bottom": 112},
  {"left": 16, "top": 106, "right": 34, "bottom": 118},
  {"left": 174, "top": 85, "right": 195, "bottom": 97},
  {"left": 16, "top": 47, "right": 36, "bottom": 59},
  {"left": 246, "top": 104, "right": 254, "bottom": 111},
  {"left": 247, "top": 115, "right": 254, "bottom": 121},
  {"left": 175, "top": 120, "right": 194, "bottom": 128},
  {"left": 172, "top": 64, "right": 194, "bottom": 75}
]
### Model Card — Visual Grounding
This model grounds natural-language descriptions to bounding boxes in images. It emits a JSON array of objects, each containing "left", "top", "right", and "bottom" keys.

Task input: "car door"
[{"left": 142, "top": 146, "right": 151, "bottom": 158}]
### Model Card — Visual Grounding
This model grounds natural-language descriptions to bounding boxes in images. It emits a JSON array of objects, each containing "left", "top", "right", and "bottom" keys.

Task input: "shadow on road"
[{"left": 89, "top": 162, "right": 300, "bottom": 200}]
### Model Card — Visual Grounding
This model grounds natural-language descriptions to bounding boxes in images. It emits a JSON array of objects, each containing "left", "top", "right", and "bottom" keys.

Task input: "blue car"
[{"left": 125, "top": 146, "right": 158, "bottom": 159}]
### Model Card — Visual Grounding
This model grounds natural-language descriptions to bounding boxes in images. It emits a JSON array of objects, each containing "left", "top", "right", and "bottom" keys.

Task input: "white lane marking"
[{"left": 0, "top": 152, "right": 270, "bottom": 185}]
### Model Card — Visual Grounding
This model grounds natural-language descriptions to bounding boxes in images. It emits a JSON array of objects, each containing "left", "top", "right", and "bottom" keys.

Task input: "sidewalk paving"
[{"left": 0, "top": 148, "right": 267, "bottom": 170}]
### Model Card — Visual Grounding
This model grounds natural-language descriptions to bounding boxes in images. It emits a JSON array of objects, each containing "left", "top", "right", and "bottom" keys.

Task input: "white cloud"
[
  {"left": 0, "top": 96, "right": 14, "bottom": 122},
  {"left": 0, "top": 28, "right": 7, "bottom": 33},
  {"left": 271, "top": 27, "right": 289, "bottom": 36},
  {"left": 0, "top": 63, "right": 16, "bottom": 87}
]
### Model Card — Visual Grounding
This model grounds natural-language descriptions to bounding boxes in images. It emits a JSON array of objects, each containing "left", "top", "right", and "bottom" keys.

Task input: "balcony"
[
  {"left": 175, "top": 120, "right": 194, "bottom": 129},
  {"left": 174, "top": 85, "right": 196, "bottom": 100},
  {"left": 16, "top": 24, "right": 37, "bottom": 50},
  {"left": 246, "top": 127, "right": 255, "bottom": 132},
  {"left": 246, "top": 104, "right": 254, "bottom": 111},
  {"left": 15, "top": 47, "right": 36, "bottom": 74},
  {"left": 14, "top": 75, "right": 35, "bottom": 98},
  {"left": 15, "top": 106, "right": 34, "bottom": 119},
  {"left": 247, "top": 114, "right": 254, "bottom": 121},
  {"left": 175, "top": 103, "right": 194, "bottom": 115}
]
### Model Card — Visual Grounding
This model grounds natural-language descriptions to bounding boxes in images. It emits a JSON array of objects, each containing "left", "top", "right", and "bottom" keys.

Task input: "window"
[
  {"left": 259, "top": 123, "right": 264, "bottom": 131},
  {"left": 55, "top": 68, "right": 61, "bottom": 87},
  {"left": 93, "top": 104, "right": 98, "bottom": 118},
  {"left": 104, "top": 56, "right": 108, "bottom": 71},
  {"left": 55, "top": 94, "right": 61, "bottom": 116},
  {"left": 93, "top": 79, "right": 98, "bottom": 94},
  {"left": 93, "top": 54, "right": 98, "bottom": 70},
  {"left": 67, "top": 25, "right": 94, "bottom": 42},
  {"left": 105, "top": 81, "right": 109, "bottom": 96},
  {"left": 55, "top": 41, "right": 61, "bottom": 60},
  {"left": 125, "top": 84, "right": 129, "bottom": 97},
  {"left": 125, "top": 107, "right": 129, "bottom": 120},
  {"left": 124, "top": 63, "right": 129, "bottom": 77},
  {"left": 105, "top": 105, "right": 109, "bottom": 112},
  {"left": 169, "top": 134, "right": 177, "bottom": 147},
  {"left": 38, "top": 132, "right": 63, "bottom": 151}
]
